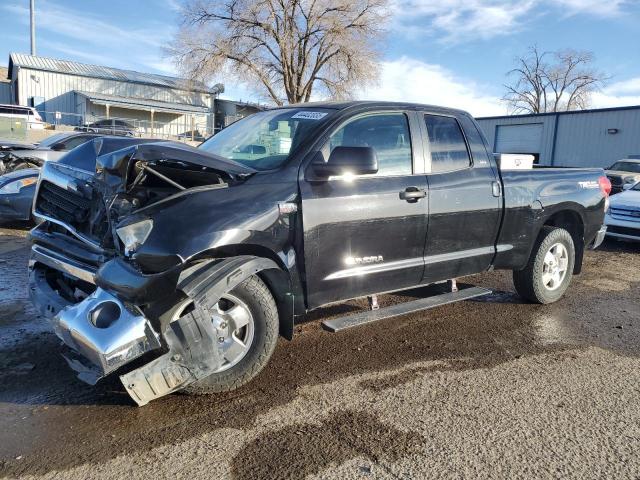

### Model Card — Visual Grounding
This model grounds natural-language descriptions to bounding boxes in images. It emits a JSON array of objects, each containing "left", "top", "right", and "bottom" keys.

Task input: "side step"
[{"left": 321, "top": 286, "right": 491, "bottom": 333}]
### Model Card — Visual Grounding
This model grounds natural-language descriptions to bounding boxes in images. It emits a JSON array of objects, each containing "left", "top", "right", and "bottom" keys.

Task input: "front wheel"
[
  {"left": 160, "top": 275, "right": 279, "bottom": 394},
  {"left": 513, "top": 226, "right": 575, "bottom": 304}
]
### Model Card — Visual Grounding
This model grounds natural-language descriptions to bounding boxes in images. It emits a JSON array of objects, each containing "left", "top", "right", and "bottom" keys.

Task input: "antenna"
[{"left": 30, "top": 0, "right": 36, "bottom": 55}]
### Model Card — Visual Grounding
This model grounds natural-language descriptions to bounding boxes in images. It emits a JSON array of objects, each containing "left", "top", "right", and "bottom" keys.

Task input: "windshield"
[
  {"left": 38, "top": 133, "right": 68, "bottom": 148},
  {"left": 199, "top": 108, "right": 335, "bottom": 170},
  {"left": 609, "top": 161, "right": 640, "bottom": 173},
  {"left": 632, "top": 182, "right": 640, "bottom": 191}
]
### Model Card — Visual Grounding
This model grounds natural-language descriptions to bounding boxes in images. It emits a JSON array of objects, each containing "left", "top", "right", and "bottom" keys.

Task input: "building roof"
[
  {"left": 477, "top": 104, "right": 640, "bottom": 120},
  {"left": 8, "top": 53, "right": 212, "bottom": 94},
  {"left": 76, "top": 91, "right": 210, "bottom": 114},
  {"left": 0, "top": 66, "right": 9, "bottom": 83}
]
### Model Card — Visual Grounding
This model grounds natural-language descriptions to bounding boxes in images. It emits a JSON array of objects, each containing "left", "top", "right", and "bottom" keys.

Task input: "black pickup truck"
[{"left": 28, "top": 101, "right": 610, "bottom": 405}]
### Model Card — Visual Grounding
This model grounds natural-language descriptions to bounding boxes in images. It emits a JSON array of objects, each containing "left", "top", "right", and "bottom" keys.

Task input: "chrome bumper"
[
  {"left": 50, "top": 288, "right": 162, "bottom": 381},
  {"left": 590, "top": 225, "right": 607, "bottom": 250}
]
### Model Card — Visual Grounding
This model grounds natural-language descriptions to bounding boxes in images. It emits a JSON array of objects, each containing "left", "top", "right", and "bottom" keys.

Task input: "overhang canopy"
[{"left": 75, "top": 91, "right": 210, "bottom": 115}]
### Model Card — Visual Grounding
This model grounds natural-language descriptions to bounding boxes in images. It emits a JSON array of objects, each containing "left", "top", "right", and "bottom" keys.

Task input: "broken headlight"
[{"left": 116, "top": 218, "right": 153, "bottom": 255}]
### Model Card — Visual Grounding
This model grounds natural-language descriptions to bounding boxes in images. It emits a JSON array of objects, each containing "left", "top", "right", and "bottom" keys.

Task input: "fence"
[{"left": 0, "top": 109, "right": 215, "bottom": 143}]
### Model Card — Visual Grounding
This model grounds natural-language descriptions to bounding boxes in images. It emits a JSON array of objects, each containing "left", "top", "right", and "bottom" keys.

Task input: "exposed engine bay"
[
  {"left": 0, "top": 150, "right": 43, "bottom": 174},
  {"left": 34, "top": 140, "right": 249, "bottom": 252}
]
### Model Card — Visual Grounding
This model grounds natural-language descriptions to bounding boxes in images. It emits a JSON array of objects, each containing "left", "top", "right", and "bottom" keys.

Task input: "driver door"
[{"left": 300, "top": 111, "right": 429, "bottom": 309}]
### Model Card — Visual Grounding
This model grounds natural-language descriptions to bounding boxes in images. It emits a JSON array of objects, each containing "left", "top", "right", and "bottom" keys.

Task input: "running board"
[{"left": 321, "top": 286, "right": 491, "bottom": 333}]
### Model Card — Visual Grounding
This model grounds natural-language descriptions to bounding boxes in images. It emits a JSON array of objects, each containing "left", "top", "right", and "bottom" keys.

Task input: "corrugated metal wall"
[
  {"left": 477, "top": 108, "right": 640, "bottom": 168},
  {"left": 16, "top": 67, "right": 212, "bottom": 122},
  {"left": 553, "top": 109, "right": 640, "bottom": 167}
]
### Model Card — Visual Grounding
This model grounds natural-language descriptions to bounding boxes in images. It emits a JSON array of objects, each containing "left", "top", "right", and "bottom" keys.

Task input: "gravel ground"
[{"left": 0, "top": 223, "right": 639, "bottom": 479}]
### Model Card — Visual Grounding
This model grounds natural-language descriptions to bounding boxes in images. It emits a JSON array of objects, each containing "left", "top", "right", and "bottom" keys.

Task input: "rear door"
[
  {"left": 300, "top": 111, "right": 429, "bottom": 308},
  {"left": 420, "top": 113, "right": 503, "bottom": 283}
]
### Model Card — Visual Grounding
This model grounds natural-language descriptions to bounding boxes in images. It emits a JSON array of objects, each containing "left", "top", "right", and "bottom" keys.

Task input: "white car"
[
  {"left": 0, "top": 104, "right": 46, "bottom": 130},
  {"left": 605, "top": 181, "right": 640, "bottom": 241}
]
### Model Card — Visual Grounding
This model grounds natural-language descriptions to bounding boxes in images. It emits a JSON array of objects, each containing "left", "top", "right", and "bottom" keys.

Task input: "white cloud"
[
  {"left": 392, "top": 0, "right": 537, "bottom": 43},
  {"left": 592, "top": 77, "right": 640, "bottom": 108},
  {"left": 550, "top": 0, "right": 628, "bottom": 17},
  {"left": 391, "top": 0, "right": 631, "bottom": 43},
  {"left": 357, "top": 57, "right": 507, "bottom": 117}
]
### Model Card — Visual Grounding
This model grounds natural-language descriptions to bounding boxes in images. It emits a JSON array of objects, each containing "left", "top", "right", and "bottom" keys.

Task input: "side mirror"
[{"left": 310, "top": 146, "right": 378, "bottom": 179}]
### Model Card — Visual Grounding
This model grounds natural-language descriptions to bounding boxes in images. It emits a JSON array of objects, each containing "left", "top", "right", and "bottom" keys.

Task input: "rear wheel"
[
  {"left": 161, "top": 275, "right": 279, "bottom": 394},
  {"left": 513, "top": 226, "right": 575, "bottom": 304}
]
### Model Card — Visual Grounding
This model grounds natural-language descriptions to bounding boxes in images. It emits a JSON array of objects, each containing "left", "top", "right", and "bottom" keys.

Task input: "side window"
[
  {"left": 327, "top": 113, "right": 412, "bottom": 176},
  {"left": 61, "top": 136, "right": 94, "bottom": 150},
  {"left": 424, "top": 115, "right": 471, "bottom": 173}
]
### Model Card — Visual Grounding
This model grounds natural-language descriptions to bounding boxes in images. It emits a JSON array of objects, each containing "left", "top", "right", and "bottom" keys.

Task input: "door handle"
[
  {"left": 492, "top": 181, "right": 502, "bottom": 197},
  {"left": 399, "top": 187, "right": 427, "bottom": 202}
]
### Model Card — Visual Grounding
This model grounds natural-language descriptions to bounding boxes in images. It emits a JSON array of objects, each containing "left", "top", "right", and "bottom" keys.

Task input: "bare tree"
[
  {"left": 503, "top": 46, "right": 606, "bottom": 114},
  {"left": 169, "top": 0, "right": 388, "bottom": 105}
]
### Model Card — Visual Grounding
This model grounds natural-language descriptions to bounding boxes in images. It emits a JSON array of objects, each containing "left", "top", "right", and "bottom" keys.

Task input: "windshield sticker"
[{"left": 291, "top": 111, "right": 328, "bottom": 120}]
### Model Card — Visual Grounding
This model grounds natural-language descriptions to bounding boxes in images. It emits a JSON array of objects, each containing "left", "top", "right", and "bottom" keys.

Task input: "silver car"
[{"left": 605, "top": 181, "right": 640, "bottom": 242}]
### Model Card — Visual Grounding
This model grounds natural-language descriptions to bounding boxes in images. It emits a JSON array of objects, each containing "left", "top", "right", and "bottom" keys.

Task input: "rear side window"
[
  {"left": 424, "top": 115, "right": 471, "bottom": 173},
  {"left": 60, "top": 135, "right": 96, "bottom": 150},
  {"left": 328, "top": 113, "right": 413, "bottom": 176}
]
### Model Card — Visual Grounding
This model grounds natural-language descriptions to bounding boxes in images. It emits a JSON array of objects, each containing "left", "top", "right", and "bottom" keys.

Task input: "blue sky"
[{"left": 2, "top": 0, "right": 640, "bottom": 116}]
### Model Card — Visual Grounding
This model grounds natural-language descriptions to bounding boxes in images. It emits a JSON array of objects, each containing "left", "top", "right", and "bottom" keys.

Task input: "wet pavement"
[{"left": 0, "top": 223, "right": 639, "bottom": 479}]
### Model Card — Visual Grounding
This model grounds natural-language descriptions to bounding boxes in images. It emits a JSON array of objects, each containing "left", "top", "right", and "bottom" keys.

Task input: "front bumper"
[
  {"left": 50, "top": 288, "right": 161, "bottom": 382},
  {"left": 29, "top": 246, "right": 165, "bottom": 384},
  {"left": 29, "top": 243, "right": 239, "bottom": 406},
  {"left": 605, "top": 215, "right": 640, "bottom": 242}
]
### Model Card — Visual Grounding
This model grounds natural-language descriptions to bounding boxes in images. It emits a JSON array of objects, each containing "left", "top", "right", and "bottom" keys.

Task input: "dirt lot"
[{"left": 0, "top": 223, "right": 639, "bottom": 479}]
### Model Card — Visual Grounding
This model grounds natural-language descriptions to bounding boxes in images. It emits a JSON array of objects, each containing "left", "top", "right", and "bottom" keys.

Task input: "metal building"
[
  {"left": 6, "top": 53, "right": 218, "bottom": 137},
  {"left": 476, "top": 106, "right": 640, "bottom": 168}
]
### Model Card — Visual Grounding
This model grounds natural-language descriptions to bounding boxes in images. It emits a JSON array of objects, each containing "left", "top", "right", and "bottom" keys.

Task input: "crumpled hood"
[
  {"left": 0, "top": 139, "right": 38, "bottom": 151},
  {"left": 97, "top": 141, "right": 256, "bottom": 179}
]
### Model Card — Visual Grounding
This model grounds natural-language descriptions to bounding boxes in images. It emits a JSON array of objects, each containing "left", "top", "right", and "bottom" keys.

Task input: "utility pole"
[{"left": 30, "top": 0, "right": 36, "bottom": 55}]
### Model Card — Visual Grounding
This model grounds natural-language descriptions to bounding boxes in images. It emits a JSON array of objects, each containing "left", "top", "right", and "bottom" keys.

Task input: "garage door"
[{"left": 496, "top": 123, "right": 543, "bottom": 154}]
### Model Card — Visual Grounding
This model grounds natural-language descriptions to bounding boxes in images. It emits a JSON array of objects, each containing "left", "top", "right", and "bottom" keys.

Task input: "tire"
[
  {"left": 513, "top": 226, "right": 575, "bottom": 304},
  {"left": 161, "top": 275, "right": 279, "bottom": 395}
]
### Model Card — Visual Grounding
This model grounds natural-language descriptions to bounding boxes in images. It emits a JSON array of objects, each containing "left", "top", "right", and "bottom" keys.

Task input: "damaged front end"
[{"left": 29, "top": 138, "right": 261, "bottom": 405}]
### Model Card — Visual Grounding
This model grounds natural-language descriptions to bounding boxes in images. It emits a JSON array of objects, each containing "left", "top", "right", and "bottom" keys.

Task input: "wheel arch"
[
  {"left": 179, "top": 250, "right": 302, "bottom": 340},
  {"left": 540, "top": 207, "right": 585, "bottom": 274}
]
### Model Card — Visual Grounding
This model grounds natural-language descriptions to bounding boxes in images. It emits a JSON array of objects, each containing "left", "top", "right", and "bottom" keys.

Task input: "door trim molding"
[
  {"left": 324, "top": 257, "right": 423, "bottom": 280},
  {"left": 324, "top": 245, "right": 512, "bottom": 281}
]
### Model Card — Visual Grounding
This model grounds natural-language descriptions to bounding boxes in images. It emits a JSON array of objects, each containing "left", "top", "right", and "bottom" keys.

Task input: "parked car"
[
  {"left": 605, "top": 159, "right": 640, "bottom": 194},
  {"left": 0, "top": 168, "right": 39, "bottom": 221},
  {"left": 177, "top": 130, "right": 207, "bottom": 142},
  {"left": 605, "top": 180, "right": 640, "bottom": 241},
  {"left": 0, "top": 132, "right": 101, "bottom": 174},
  {"left": 28, "top": 101, "right": 609, "bottom": 406},
  {"left": 0, "top": 133, "right": 103, "bottom": 222},
  {"left": 0, "top": 104, "right": 45, "bottom": 130},
  {"left": 76, "top": 119, "right": 140, "bottom": 136}
]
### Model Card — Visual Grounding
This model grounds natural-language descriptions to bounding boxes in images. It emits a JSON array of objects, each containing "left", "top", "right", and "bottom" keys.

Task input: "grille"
[
  {"left": 607, "top": 225, "right": 640, "bottom": 238},
  {"left": 36, "top": 181, "right": 92, "bottom": 226},
  {"left": 609, "top": 206, "right": 640, "bottom": 223}
]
